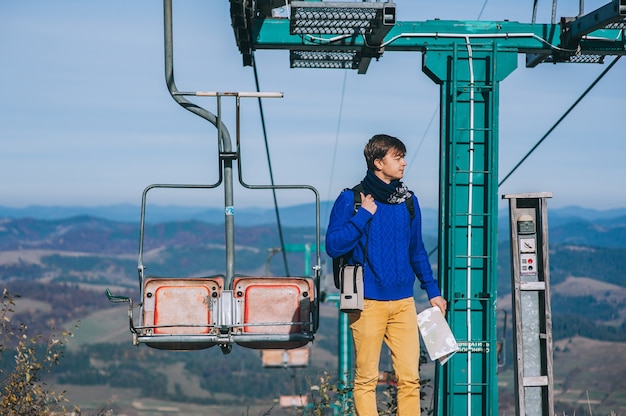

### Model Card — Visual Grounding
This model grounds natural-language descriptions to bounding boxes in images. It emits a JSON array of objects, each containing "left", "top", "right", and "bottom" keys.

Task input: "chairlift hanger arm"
[{"left": 164, "top": 0, "right": 232, "bottom": 151}]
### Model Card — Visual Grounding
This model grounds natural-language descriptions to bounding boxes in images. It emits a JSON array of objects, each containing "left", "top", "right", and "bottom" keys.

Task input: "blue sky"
[{"left": 1, "top": 0, "right": 624, "bottom": 213}]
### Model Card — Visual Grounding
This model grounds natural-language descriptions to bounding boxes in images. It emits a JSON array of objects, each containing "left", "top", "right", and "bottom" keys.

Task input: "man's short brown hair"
[{"left": 364, "top": 134, "right": 407, "bottom": 171}]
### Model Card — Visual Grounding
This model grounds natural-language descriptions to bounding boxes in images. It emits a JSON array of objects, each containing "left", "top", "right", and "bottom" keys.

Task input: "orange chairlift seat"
[{"left": 107, "top": 272, "right": 316, "bottom": 352}]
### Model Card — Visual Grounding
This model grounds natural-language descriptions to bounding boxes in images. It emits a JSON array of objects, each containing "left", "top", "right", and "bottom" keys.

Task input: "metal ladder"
[{"left": 432, "top": 40, "right": 516, "bottom": 415}]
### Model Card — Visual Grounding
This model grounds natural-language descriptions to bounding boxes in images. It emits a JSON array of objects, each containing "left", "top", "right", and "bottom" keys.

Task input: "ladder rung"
[
  {"left": 455, "top": 86, "right": 494, "bottom": 92},
  {"left": 523, "top": 376, "right": 548, "bottom": 387},
  {"left": 520, "top": 281, "right": 546, "bottom": 291},
  {"left": 451, "top": 382, "right": 490, "bottom": 390},
  {"left": 455, "top": 126, "right": 494, "bottom": 132},
  {"left": 452, "top": 211, "right": 493, "bottom": 217},
  {"left": 451, "top": 168, "right": 492, "bottom": 175},
  {"left": 453, "top": 254, "right": 491, "bottom": 259},
  {"left": 452, "top": 293, "right": 493, "bottom": 301}
]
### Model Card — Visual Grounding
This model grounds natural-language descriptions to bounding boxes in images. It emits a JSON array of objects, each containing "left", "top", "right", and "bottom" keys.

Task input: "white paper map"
[{"left": 417, "top": 306, "right": 459, "bottom": 364}]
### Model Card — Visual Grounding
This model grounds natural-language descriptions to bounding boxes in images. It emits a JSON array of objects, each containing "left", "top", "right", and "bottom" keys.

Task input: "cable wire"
[
  {"left": 477, "top": 0, "right": 489, "bottom": 20},
  {"left": 427, "top": 55, "right": 621, "bottom": 260},
  {"left": 325, "top": 70, "right": 349, "bottom": 221},
  {"left": 499, "top": 55, "right": 621, "bottom": 187},
  {"left": 406, "top": 104, "right": 439, "bottom": 175},
  {"left": 251, "top": 54, "right": 291, "bottom": 276}
]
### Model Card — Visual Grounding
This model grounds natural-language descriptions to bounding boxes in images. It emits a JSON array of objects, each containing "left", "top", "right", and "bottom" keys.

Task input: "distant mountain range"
[
  {"left": 0, "top": 202, "right": 430, "bottom": 228},
  {"left": 2, "top": 203, "right": 626, "bottom": 241}
]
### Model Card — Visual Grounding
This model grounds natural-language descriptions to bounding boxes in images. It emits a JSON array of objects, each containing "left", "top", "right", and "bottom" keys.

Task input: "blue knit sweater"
[{"left": 326, "top": 189, "right": 441, "bottom": 301}]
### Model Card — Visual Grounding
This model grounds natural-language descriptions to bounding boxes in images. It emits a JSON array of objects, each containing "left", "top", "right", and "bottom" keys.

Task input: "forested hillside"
[{"left": 1, "top": 212, "right": 626, "bottom": 414}]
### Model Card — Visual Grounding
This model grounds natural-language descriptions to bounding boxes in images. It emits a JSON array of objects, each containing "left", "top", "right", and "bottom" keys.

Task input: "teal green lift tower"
[{"left": 228, "top": 1, "right": 626, "bottom": 414}]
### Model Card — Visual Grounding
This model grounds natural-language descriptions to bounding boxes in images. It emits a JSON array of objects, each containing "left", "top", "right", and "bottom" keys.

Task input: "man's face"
[{"left": 374, "top": 148, "right": 407, "bottom": 183}]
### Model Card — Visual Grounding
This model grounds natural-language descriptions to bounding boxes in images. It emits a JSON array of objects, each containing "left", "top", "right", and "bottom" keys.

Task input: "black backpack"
[{"left": 332, "top": 184, "right": 415, "bottom": 289}]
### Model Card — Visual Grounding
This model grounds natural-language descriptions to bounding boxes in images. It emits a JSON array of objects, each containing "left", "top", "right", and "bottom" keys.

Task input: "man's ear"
[{"left": 373, "top": 158, "right": 383, "bottom": 171}]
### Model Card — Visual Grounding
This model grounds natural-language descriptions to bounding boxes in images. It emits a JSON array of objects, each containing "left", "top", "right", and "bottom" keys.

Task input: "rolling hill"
[{"left": 1, "top": 205, "right": 626, "bottom": 415}]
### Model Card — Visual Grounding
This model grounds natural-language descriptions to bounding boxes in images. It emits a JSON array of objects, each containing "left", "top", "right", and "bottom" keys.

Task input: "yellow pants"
[{"left": 349, "top": 297, "right": 421, "bottom": 416}]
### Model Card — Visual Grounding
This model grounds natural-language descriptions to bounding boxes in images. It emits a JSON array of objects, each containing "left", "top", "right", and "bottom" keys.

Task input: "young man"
[{"left": 326, "top": 134, "right": 447, "bottom": 416}]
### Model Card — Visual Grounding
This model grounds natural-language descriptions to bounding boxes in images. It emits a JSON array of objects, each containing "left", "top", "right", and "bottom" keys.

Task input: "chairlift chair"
[{"left": 106, "top": 0, "right": 321, "bottom": 353}]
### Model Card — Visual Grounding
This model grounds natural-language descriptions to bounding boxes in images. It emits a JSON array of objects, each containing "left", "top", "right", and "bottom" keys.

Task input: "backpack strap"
[
  {"left": 332, "top": 184, "right": 364, "bottom": 290},
  {"left": 351, "top": 184, "right": 363, "bottom": 213},
  {"left": 406, "top": 194, "right": 415, "bottom": 220}
]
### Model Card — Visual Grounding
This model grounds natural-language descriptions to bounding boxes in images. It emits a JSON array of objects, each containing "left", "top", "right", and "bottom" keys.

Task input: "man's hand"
[
  {"left": 360, "top": 192, "right": 377, "bottom": 215},
  {"left": 430, "top": 296, "right": 447, "bottom": 315}
]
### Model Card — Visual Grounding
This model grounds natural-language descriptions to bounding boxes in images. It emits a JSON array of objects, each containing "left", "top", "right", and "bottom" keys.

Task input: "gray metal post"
[
  {"left": 218, "top": 96, "right": 236, "bottom": 284},
  {"left": 503, "top": 192, "right": 555, "bottom": 416},
  {"left": 323, "top": 293, "right": 353, "bottom": 413}
]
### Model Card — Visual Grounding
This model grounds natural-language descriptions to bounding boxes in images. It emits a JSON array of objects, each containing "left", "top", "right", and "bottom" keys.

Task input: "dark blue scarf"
[{"left": 361, "top": 169, "right": 412, "bottom": 204}]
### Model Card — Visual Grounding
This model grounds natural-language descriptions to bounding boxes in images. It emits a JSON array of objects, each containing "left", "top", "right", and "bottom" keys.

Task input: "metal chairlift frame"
[{"left": 106, "top": 0, "right": 322, "bottom": 353}]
